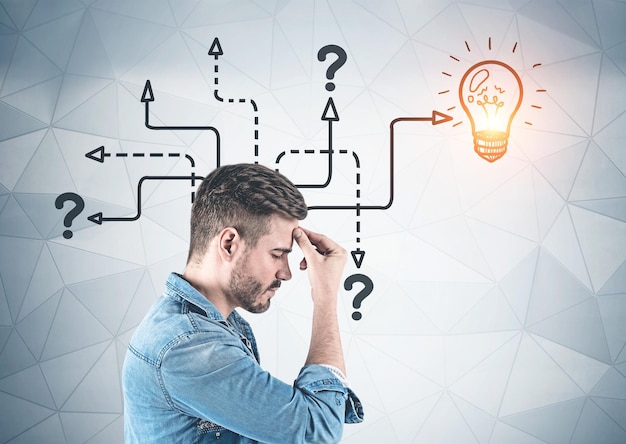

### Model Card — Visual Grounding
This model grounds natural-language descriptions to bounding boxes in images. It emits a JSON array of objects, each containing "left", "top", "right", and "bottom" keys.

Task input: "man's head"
[{"left": 187, "top": 163, "right": 307, "bottom": 264}]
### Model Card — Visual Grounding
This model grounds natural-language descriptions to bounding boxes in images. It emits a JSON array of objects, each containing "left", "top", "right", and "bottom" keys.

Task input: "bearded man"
[{"left": 123, "top": 163, "right": 363, "bottom": 443}]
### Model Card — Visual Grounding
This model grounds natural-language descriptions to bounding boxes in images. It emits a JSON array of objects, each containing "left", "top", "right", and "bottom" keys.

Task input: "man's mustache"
[{"left": 268, "top": 280, "right": 281, "bottom": 291}]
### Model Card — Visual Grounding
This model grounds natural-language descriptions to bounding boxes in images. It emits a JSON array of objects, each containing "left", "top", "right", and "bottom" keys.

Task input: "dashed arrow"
[
  {"left": 351, "top": 248, "right": 365, "bottom": 269},
  {"left": 209, "top": 38, "right": 259, "bottom": 161},
  {"left": 85, "top": 145, "right": 194, "bottom": 165},
  {"left": 86, "top": 145, "right": 106, "bottom": 163},
  {"left": 208, "top": 37, "right": 223, "bottom": 59}
]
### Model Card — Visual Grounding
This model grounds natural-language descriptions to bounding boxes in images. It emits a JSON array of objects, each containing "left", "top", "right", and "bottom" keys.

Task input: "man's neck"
[{"left": 182, "top": 266, "right": 235, "bottom": 319}]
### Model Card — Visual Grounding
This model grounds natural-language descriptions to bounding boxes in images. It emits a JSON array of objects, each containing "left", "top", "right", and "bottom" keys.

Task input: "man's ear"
[{"left": 218, "top": 227, "right": 241, "bottom": 262}]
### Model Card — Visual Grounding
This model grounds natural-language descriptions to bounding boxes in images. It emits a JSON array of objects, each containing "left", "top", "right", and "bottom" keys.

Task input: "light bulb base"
[{"left": 474, "top": 130, "right": 508, "bottom": 162}]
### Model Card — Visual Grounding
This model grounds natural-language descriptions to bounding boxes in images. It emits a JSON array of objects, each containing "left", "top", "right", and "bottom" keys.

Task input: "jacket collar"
[{"left": 165, "top": 272, "right": 226, "bottom": 321}]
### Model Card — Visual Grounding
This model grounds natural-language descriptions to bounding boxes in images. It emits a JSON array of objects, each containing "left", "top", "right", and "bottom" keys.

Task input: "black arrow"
[
  {"left": 209, "top": 41, "right": 260, "bottom": 161},
  {"left": 208, "top": 37, "right": 223, "bottom": 59},
  {"left": 307, "top": 110, "right": 453, "bottom": 211},
  {"left": 351, "top": 248, "right": 365, "bottom": 269},
  {"left": 86, "top": 145, "right": 106, "bottom": 163},
  {"left": 295, "top": 97, "right": 339, "bottom": 189},
  {"left": 140, "top": 79, "right": 221, "bottom": 167},
  {"left": 88, "top": 175, "right": 202, "bottom": 224},
  {"left": 321, "top": 97, "right": 339, "bottom": 122},
  {"left": 85, "top": 145, "right": 197, "bottom": 167}
]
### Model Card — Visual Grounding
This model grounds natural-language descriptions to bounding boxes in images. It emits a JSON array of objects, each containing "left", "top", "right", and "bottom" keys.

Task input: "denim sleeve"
[
  {"left": 296, "top": 365, "right": 364, "bottom": 425},
  {"left": 160, "top": 331, "right": 364, "bottom": 443}
]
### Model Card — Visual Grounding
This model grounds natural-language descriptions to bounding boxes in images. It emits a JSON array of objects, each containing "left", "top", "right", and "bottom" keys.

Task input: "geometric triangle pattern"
[{"left": 1, "top": 1, "right": 625, "bottom": 442}]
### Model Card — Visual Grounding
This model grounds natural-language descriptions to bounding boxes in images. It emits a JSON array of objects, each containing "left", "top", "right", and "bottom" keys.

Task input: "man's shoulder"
[{"left": 128, "top": 295, "right": 234, "bottom": 363}]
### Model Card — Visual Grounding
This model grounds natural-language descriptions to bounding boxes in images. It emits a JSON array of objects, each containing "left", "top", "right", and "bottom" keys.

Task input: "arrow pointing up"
[
  {"left": 208, "top": 38, "right": 223, "bottom": 59},
  {"left": 321, "top": 97, "right": 339, "bottom": 121},
  {"left": 141, "top": 80, "right": 154, "bottom": 102}
]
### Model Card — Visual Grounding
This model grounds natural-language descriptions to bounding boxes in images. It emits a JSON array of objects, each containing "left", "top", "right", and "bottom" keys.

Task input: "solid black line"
[
  {"left": 144, "top": 101, "right": 221, "bottom": 167},
  {"left": 100, "top": 175, "right": 204, "bottom": 222},
  {"left": 309, "top": 117, "right": 418, "bottom": 211},
  {"left": 296, "top": 120, "right": 333, "bottom": 189}
]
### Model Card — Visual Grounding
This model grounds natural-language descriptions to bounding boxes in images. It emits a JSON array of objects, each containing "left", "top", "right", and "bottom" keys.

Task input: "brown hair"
[{"left": 187, "top": 163, "right": 307, "bottom": 263}]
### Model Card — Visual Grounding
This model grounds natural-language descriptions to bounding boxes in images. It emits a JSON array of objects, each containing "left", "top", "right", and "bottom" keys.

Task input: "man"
[{"left": 123, "top": 163, "right": 363, "bottom": 443}]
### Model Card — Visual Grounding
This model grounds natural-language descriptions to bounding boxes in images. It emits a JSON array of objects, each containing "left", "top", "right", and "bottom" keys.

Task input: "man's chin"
[{"left": 244, "top": 300, "right": 271, "bottom": 314}]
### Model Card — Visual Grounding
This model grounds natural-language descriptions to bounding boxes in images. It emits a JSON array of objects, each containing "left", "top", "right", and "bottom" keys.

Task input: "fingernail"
[{"left": 294, "top": 229, "right": 302, "bottom": 238}]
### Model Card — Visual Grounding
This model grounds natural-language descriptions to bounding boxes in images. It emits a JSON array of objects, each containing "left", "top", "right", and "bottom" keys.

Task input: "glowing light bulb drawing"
[{"left": 459, "top": 60, "right": 523, "bottom": 162}]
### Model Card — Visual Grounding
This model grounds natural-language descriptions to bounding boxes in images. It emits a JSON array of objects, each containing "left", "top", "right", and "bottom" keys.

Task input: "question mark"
[
  {"left": 55, "top": 192, "right": 85, "bottom": 239},
  {"left": 344, "top": 273, "right": 374, "bottom": 321},
  {"left": 317, "top": 44, "right": 347, "bottom": 92}
]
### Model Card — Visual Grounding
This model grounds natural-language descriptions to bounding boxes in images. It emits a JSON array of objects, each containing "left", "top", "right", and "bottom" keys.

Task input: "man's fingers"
[
  {"left": 294, "top": 227, "right": 346, "bottom": 268},
  {"left": 298, "top": 228, "right": 340, "bottom": 257},
  {"left": 294, "top": 228, "right": 325, "bottom": 256},
  {"left": 294, "top": 227, "right": 348, "bottom": 300}
]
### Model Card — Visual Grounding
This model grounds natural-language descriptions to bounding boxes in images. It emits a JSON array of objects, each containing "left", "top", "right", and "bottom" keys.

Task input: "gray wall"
[{"left": 1, "top": 0, "right": 625, "bottom": 442}]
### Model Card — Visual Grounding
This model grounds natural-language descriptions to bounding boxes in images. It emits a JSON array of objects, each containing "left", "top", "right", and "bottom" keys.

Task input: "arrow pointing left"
[
  {"left": 86, "top": 145, "right": 107, "bottom": 163},
  {"left": 87, "top": 175, "right": 202, "bottom": 225}
]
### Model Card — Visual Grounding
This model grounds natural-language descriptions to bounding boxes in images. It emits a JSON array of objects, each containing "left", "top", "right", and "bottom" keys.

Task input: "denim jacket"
[{"left": 123, "top": 273, "right": 363, "bottom": 443}]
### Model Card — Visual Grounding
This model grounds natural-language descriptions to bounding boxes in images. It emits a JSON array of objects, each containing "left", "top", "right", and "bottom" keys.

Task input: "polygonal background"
[{"left": 0, "top": 0, "right": 625, "bottom": 443}]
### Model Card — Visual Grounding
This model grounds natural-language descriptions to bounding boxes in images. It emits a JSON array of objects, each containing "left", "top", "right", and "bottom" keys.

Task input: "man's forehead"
[{"left": 260, "top": 215, "right": 298, "bottom": 249}]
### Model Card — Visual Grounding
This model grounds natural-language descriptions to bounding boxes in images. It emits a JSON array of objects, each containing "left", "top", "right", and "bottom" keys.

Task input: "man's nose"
[{"left": 276, "top": 260, "right": 292, "bottom": 281}]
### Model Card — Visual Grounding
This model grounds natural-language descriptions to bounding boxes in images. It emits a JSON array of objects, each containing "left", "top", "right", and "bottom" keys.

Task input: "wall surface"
[{"left": 1, "top": 0, "right": 625, "bottom": 442}]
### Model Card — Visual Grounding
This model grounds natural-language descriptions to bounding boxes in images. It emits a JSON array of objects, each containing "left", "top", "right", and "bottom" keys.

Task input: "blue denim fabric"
[{"left": 123, "top": 273, "right": 363, "bottom": 443}]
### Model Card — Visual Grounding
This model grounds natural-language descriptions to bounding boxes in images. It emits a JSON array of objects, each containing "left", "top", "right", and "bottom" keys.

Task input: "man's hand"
[
  {"left": 293, "top": 227, "right": 347, "bottom": 304},
  {"left": 293, "top": 227, "right": 347, "bottom": 374}
]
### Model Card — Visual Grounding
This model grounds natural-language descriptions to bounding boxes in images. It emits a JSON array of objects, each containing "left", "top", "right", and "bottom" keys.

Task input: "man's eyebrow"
[{"left": 272, "top": 247, "right": 292, "bottom": 254}]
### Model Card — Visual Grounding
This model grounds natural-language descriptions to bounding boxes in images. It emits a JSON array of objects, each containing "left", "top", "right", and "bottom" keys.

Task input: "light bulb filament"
[{"left": 475, "top": 95, "right": 504, "bottom": 130}]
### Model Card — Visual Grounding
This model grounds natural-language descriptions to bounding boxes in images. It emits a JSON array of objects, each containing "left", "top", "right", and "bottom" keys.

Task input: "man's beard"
[{"left": 226, "top": 256, "right": 281, "bottom": 314}]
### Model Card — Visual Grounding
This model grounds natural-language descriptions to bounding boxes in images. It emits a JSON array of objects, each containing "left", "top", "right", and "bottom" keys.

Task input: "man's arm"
[
  {"left": 161, "top": 331, "right": 351, "bottom": 443},
  {"left": 294, "top": 228, "right": 347, "bottom": 375}
]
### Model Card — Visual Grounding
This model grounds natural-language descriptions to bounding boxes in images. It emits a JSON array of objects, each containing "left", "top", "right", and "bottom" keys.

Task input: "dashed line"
[
  {"left": 102, "top": 151, "right": 192, "bottom": 167},
  {"left": 282, "top": 149, "right": 336, "bottom": 156},
  {"left": 276, "top": 148, "right": 363, "bottom": 245},
  {"left": 353, "top": 152, "right": 362, "bottom": 246},
  {"left": 214, "top": 63, "right": 260, "bottom": 161},
  {"left": 109, "top": 152, "right": 176, "bottom": 158}
]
